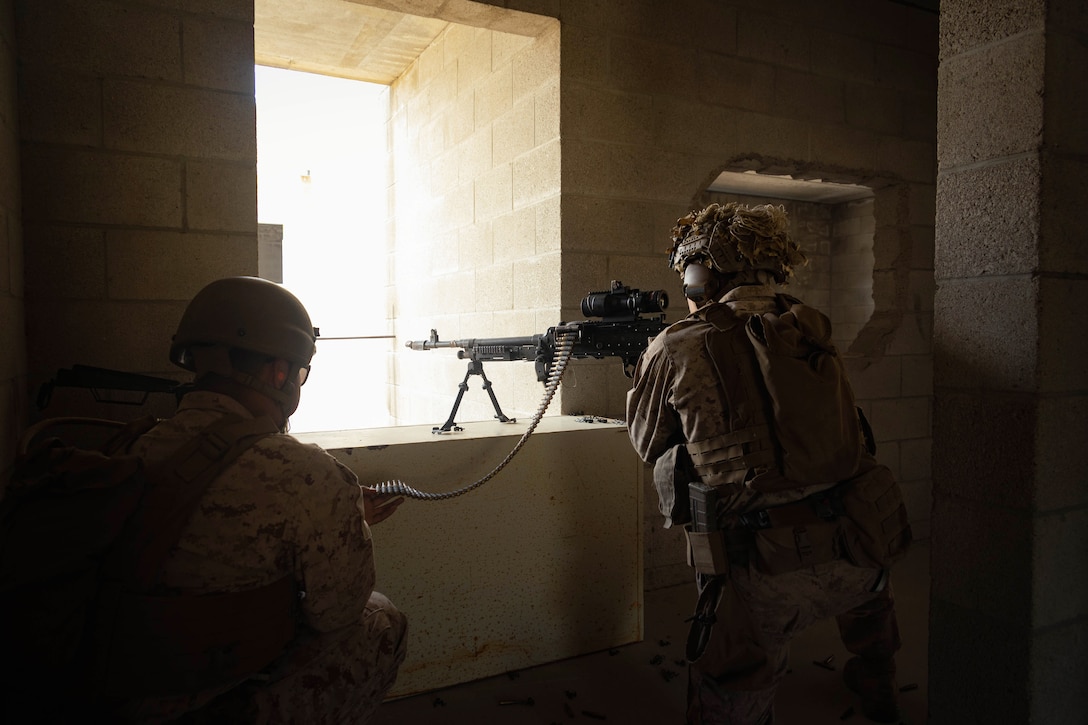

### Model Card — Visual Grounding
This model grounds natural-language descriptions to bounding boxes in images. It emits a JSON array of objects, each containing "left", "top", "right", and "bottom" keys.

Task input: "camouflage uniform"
[
  {"left": 627, "top": 285, "right": 900, "bottom": 725},
  {"left": 121, "top": 391, "right": 407, "bottom": 724}
]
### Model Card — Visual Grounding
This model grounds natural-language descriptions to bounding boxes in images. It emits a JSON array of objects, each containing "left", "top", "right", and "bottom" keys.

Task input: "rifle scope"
[{"left": 581, "top": 284, "right": 668, "bottom": 319}]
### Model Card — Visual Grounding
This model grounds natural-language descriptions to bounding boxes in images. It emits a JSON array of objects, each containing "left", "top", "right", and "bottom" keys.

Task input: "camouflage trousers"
[
  {"left": 252, "top": 591, "right": 408, "bottom": 724},
  {"left": 686, "top": 559, "right": 900, "bottom": 725}
]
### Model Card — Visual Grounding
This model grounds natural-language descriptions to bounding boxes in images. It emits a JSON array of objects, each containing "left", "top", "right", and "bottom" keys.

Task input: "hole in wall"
[{"left": 698, "top": 170, "right": 876, "bottom": 353}]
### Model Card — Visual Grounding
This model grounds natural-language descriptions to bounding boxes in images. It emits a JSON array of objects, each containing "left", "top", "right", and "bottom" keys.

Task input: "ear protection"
[{"left": 683, "top": 263, "right": 721, "bottom": 305}]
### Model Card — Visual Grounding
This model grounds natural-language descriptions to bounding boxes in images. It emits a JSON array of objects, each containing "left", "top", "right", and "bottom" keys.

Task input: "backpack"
[
  {"left": 743, "top": 294, "right": 865, "bottom": 485},
  {"left": 0, "top": 413, "right": 293, "bottom": 719}
]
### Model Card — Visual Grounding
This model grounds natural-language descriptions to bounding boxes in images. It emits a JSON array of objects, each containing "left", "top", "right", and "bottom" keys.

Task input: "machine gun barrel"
[{"left": 406, "top": 332, "right": 542, "bottom": 362}]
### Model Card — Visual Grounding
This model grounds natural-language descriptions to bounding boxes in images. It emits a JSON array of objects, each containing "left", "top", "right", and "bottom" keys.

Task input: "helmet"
[
  {"left": 667, "top": 202, "right": 807, "bottom": 285},
  {"left": 170, "top": 277, "right": 318, "bottom": 372}
]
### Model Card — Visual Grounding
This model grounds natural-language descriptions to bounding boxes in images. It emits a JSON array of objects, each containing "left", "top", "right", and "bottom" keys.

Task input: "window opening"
[
  {"left": 256, "top": 66, "right": 391, "bottom": 432},
  {"left": 702, "top": 171, "right": 876, "bottom": 353}
]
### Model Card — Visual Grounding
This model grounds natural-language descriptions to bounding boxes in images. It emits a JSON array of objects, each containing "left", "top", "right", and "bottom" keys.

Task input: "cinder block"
[
  {"left": 909, "top": 225, "right": 935, "bottom": 270},
  {"left": 847, "top": 354, "right": 901, "bottom": 399},
  {"left": 929, "top": 496, "right": 1033, "bottom": 619},
  {"left": 511, "top": 252, "right": 560, "bottom": 308},
  {"left": 442, "top": 183, "right": 475, "bottom": 235},
  {"left": 874, "top": 44, "right": 936, "bottom": 94},
  {"left": 871, "top": 226, "right": 901, "bottom": 269},
  {"left": 736, "top": 11, "right": 811, "bottom": 71},
  {"left": 775, "top": 69, "right": 846, "bottom": 124},
  {"left": 492, "top": 30, "right": 534, "bottom": 69},
  {"left": 908, "top": 270, "right": 935, "bottom": 311},
  {"left": 811, "top": 27, "right": 877, "bottom": 83},
  {"left": 928, "top": 597, "right": 1031, "bottom": 723},
  {"left": 877, "top": 137, "right": 936, "bottom": 184},
  {"left": 26, "top": 297, "right": 188, "bottom": 375},
  {"left": 899, "top": 436, "right": 932, "bottom": 482},
  {"left": 22, "top": 224, "right": 106, "bottom": 299},
  {"left": 937, "top": 32, "right": 1045, "bottom": 170},
  {"left": 566, "top": 84, "right": 653, "bottom": 146},
  {"left": 103, "top": 80, "right": 254, "bottom": 160},
  {"left": 458, "top": 222, "right": 494, "bottom": 269},
  {"left": 559, "top": 25, "right": 608, "bottom": 86},
  {"left": 935, "top": 158, "right": 1040, "bottom": 278},
  {"left": 534, "top": 78, "right": 559, "bottom": 145},
  {"left": 1035, "top": 394, "right": 1088, "bottom": 511},
  {"left": 876, "top": 308, "right": 927, "bottom": 356},
  {"left": 810, "top": 123, "right": 881, "bottom": 173},
  {"left": 459, "top": 27, "right": 493, "bottom": 91},
  {"left": 473, "top": 62, "right": 511, "bottom": 128},
  {"left": 512, "top": 138, "right": 559, "bottom": 208},
  {"left": 458, "top": 126, "right": 493, "bottom": 182},
  {"left": 902, "top": 88, "right": 937, "bottom": 142},
  {"left": 839, "top": 81, "right": 900, "bottom": 134},
  {"left": 493, "top": 96, "right": 535, "bottom": 165},
  {"left": 22, "top": 146, "right": 182, "bottom": 227},
  {"left": 939, "top": 0, "right": 1044, "bottom": 61},
  {"left": 492, "top": 205, "right": 536, "bottom": 263},
  {"left": 870, "top": 395, "right": 930, "bottom": 441},
  {"left": 511, "top": 24, "right": 558, "bottom": 100},
  {"left": 106, "top": 230, "right": 255, "bottom": 300},
  {"left": 442, "top": 23, "right": 476, "bottom": 68},
  {"left": 183, "top": 16, "right": 253, "bottom": 93},
  {"left": 1031, "top": 617, "right": 1088, "bottom": 723},
  {"left": 563, "top": 195, "right": 657, "bottom": 255},
  {"left": 1038, "top": 277, "right": 1088, "bottom": 394},
  {"left": 933, "top": 278, "right": 1036, "bottom": 390},
  {"left": 15, "top": 64, "right": 101, "bottom": 146},
  {"left": 1032, "top": 507, "right": 1088, "bottom": 627},
  {"left": 185, "top": 159, "right": 255, "bottom": 233},
  {"left": 901, "top": 353, "right": 932, "bottom": 398},
  {"left": 474, "top": 263, "right": 514, "bottom": 312},
  {"left": 1041, "top": 155, "right": 1088, "bottom": 274},
  {"left": 730, "top": 111, "right": 804, "bottom": 161},
  {"left": 932, "top": 390, "right": 1037, "bottom": 509},
  {"left": 16, "top": 1, "right": 182, "bottom": 81},
  {"left": 534, "top": 192, "right": 560, "bottom": 254},
  {"left": 899, "top": 478, "right": 931, "bottom": 535},
  {"left": 474, "top": 162, "right": 513, "bottom": 220}
]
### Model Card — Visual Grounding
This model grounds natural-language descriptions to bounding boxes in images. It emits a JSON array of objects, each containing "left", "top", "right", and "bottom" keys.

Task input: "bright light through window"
[{"left": 255, "top": 66, "right": 392, "bottom": 433}]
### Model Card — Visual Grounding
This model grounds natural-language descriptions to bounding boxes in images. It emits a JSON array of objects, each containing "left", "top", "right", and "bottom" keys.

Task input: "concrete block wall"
[
  {"left": 389, "top": 19, "right": 562, "bottom": 428},
  {"left": 0, "top": 0, "right": 24, "bottom": 475},
  {"left": 931, "top": 0, "right": 1088, "bottom": 721},
  {"left": 15, "top": 0, "right": 260, "bottom": 422}
]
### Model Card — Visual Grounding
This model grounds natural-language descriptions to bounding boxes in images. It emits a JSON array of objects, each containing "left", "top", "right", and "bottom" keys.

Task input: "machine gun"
[
  {"left": 406, "top": 280, "right": 668, "bottom": 433},
  {"left": 36, "top": 364, "right": 191, "bottom": 410}
]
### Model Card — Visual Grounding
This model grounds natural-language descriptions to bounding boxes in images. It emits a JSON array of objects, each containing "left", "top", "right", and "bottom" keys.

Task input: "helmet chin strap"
[{"left": 230, "top": 371, "right": 299, "bottom": 427}]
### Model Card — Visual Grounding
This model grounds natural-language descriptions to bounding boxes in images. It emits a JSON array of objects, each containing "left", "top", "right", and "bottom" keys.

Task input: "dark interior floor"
[{"left": 371, "top": 540, "right": 930, "bottom": 725}]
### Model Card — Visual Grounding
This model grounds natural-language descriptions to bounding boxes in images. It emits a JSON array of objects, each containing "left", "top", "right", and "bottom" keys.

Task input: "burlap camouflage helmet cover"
[{"left": 667, "top": 202, "right": 808, "bottom": 284}]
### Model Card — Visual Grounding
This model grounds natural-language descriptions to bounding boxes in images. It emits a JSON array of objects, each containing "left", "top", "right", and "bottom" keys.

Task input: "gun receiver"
[{"left": 406, "top": 281, "right": 669, "bottom": 432}]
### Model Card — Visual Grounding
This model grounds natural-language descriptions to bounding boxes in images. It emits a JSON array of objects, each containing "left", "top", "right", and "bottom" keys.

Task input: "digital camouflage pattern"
[
  {"left": 627, "top": 285, "right": 900, "bottom": 725},
  {"left": 686, "top": 560, "right": 898, "bottom": 725},
  {"left": 120, "top": 391, "right": 406, "bottom": 723},
  {"left": 627, "top": 284, "right": 833, "bottom": 515}
]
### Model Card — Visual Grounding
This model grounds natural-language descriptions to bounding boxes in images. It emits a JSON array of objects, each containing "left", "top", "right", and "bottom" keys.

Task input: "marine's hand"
[{"left": 362, "top": 486, "right": 405, "bottom": 525}]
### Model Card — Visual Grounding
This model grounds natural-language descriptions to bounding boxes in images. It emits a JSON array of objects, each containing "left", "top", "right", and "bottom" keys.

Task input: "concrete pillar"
[{"left": 932, "top": 0, "right": 1088, "bottom": 721}]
